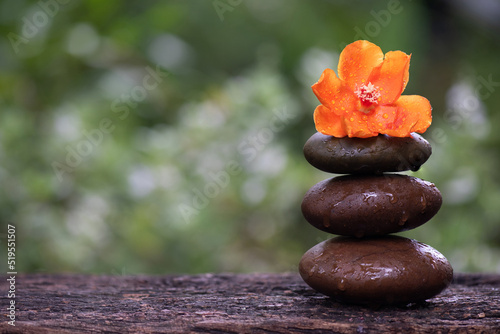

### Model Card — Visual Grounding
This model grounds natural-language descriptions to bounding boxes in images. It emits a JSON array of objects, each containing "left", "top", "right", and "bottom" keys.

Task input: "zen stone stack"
[{"left": 299, "top": 132, "right": 453, "bottom": 306}]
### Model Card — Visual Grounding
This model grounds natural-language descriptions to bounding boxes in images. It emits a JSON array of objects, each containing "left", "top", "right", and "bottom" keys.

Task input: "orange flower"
[{"left": 312, "top": 40, "right": 432, "bottom": 138}]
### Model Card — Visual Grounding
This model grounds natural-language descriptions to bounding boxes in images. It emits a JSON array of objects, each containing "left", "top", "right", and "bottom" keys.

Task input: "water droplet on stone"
[
  {"left": 362, "top": 192, "right": 377, "bottom": 203},
  {"left": 309, "top": 264, "right": 317, "bottom": 277},
  {"left": 410, "top": 165, "right": 420, "bottom": 172},
  {"left": 398, "top": 211, "right": 409, "bottom": 226},
  {"left": 420, "top": 195, "right": 427, "bottom": 213},
  {"left": 338, "top": 278, "right": 346, "bottom": 291},
  {"left": 323, "top": 215, "right": 331, "bottom": 228},
  {"left": 387, "top": 193, "right": 398, "bottom": 204}
]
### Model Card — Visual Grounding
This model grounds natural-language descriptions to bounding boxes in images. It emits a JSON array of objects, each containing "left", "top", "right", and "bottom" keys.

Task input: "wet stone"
[
  {"left": 303, "top": 132, "right": 432, "bottom": 174},
  {"left": 299, "top": 236, "right": 453, "bottom": 305},
  {"left": 301, "top": 174, "right": 442, "bottom": 237}
]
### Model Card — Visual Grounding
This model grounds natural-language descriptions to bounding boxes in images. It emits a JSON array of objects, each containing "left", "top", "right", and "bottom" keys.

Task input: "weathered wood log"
[{"left": 1, "top": 273, "right": 499, "bottom": 333}]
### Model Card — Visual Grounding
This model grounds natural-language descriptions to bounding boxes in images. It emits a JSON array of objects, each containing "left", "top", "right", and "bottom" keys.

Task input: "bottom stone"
[{"left": 299, "top": 236, "right": 453, "bottom": 305}]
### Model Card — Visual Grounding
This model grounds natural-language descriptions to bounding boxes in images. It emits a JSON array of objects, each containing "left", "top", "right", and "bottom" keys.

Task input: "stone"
[
  {"left": 301, "top": 174, "right": 442, "bottom": 237},
  {"left": 299, "top": 236, "right": 453, "bottom": 305},
  {"left": 303, "top": 132, "right": 432, "bottom": 174}
]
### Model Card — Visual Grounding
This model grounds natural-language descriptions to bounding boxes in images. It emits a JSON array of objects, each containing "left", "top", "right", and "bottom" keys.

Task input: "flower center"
[{"left": 355, "top": 82, "right": 381, "bottom": 111}]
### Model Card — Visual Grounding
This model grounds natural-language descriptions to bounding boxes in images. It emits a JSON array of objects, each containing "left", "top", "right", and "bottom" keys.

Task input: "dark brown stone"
[
  {"left": 299, "top": 236, "right": 453, "bottom": 305},
  {"left": 301, "top": 174, "right": 442, "bottom": 237},
  {"left": 303, "top": 132, "right": 432, "bottom": 174}
]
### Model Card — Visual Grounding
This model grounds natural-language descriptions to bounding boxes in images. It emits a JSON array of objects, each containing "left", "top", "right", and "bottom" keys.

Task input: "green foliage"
[{"left": 0, "top": 0, "right": 499, "bottom": 274}]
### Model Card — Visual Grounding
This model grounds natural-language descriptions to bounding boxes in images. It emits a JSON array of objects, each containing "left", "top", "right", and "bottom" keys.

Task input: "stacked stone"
[{"left": 299, "top": 132, "right": 453, "bottom": 306}]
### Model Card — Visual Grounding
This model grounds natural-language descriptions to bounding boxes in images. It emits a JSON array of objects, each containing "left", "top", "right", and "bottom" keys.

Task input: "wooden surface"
[{"left": 1, "top": 272, "right": 499, "bottom": 333}]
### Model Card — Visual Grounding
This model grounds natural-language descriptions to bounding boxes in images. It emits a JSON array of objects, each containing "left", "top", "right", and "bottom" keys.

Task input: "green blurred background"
[{"left": 0, "top": 0, "right": 499, "bottom": 274}]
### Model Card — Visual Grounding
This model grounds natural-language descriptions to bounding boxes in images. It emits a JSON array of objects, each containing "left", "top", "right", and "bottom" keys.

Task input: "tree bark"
[{"left": 1, "top": 273, "right": 499, "bottom": 333}]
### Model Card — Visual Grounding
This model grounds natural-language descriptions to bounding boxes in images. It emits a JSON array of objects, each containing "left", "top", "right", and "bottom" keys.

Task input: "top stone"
[{"left": 303, "top": 132, "right": 432, "bottom": 174}]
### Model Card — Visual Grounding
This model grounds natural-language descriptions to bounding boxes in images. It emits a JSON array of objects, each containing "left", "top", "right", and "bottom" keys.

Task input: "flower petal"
[
  {"left": 342, "top": 110, "right": 379, "bottom": 138},
  {"left": 383, "top": 95, "right": 432, "bottom": 137},
  {"left": 312, "top": 69, "right": 358, "bottom": 115},
  {"left": 338, "top": 40, "right": 384, "bottom": 91},
  {"left": 366, "top": 105, "right": 398, "bottom": 134},
  {"left": 368, "top": 51, "right": 410, "bottom": 104},
  {"left": 313, "top": 104, "right": 347, "bottom": 137}
]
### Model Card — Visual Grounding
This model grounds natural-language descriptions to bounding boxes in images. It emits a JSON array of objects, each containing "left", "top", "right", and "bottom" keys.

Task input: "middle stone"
[{"left": 301, "top": 174, "right": 442, "bottom": 238}]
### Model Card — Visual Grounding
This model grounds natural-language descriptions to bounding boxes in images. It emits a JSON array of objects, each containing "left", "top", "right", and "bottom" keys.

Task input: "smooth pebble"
[
  {"left": 301, "top": 174, "right": 442, "bottom": 237},
  {"left": 303, "top": 132, "right": 432, "bottom": 174},
  {"left": 299, "top": 235, "right": 453, "bottom": 305}
]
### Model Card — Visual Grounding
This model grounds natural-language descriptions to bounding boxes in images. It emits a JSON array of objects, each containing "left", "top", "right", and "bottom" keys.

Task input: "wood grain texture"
[{"left": 1, "top": 273, "right": 499, "bottom": 333}]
